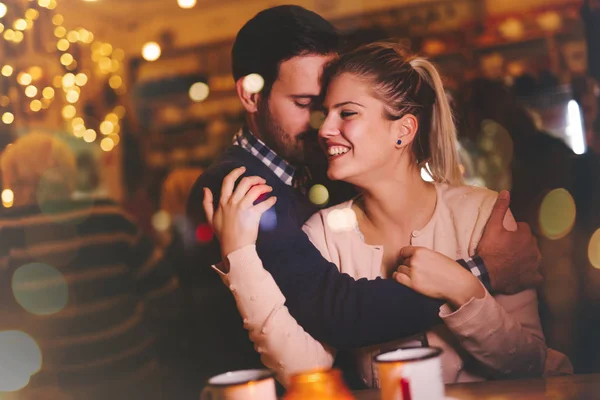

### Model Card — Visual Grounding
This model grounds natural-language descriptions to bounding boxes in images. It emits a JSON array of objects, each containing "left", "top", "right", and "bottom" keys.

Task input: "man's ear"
[{"left": 236, "top": 78, "right": 260, "bottom": 113}]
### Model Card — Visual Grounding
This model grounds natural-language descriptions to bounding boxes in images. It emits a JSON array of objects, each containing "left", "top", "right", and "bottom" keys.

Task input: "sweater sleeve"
[
  {"left": 213, "top": 246, "right": 335, "bottom": 386},
  {"left": 192, "top": 165, "right": 444, "bottom": 350}
]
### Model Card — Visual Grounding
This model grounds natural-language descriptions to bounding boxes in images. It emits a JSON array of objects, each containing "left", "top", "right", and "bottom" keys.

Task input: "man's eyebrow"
[{"left": 290, "top": 94, "right": 319, "bottom": 99}]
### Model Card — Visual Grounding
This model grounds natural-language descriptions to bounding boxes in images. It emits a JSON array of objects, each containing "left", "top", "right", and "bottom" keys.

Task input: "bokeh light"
[
  {"left": 18, "top": 72, "right": 32, "bottom": 85},
  {"left": 0, "top": 3, "right": 7, "bottom": 19},
  {"left": 12, "top": 263, "right": 68, "bottom": 316},
  {"left": 310, "top": 111, "right": 326, "bottom": 130},
  {"left": 1, "top": 65, "right": 13, "bottom": 77},
  {"left": 61, "top": 105, "right": 76, "bottom": 119},
  {"left": 142, "top": 42, "right": 161, "bottom": 62},
  {"left": 326, "top": 208, "right": 357, "bottom": 233},
  {"left": 60, "top": 53, "right": 74, "bottom": 66},
  {"left": 54, "top": 26, "right": 66, "bottom": 38},
  {"left": 30, "top": 100, "right": 42, "bottom": 112},
  {"left": 83, "top": 129, "right": 96, "bottom": 143},
  {"left": 177, "top": 0, "right": 197, "bottom": 8},
  {"left": 2, "top": 112, "right": 14, "bottom": 125},
  {"left": 152, "top": 210, "right": 172, "bottom": 232},
  {"left": 100, "top": 121, "right": 114, "bottom": 135},
  {"left": 242, "top": 73, "right": 264, "bottom": 94},
  {"left": 589, "top": 229, "right": 600, "bottom": 269},
  {"left": 0, "top": 330, "right": 42, "bottom": 391},
  {"left": 66, "top": 89, "right": 79, "bottom": 104},
  {"left": 539, "top": 188, "right": 576, "bottom": 240},
  {"left": 13, "top": 19, "right": 26, "bottom": 31},
  {"left": 100, "top": 137, "right": 114, "bottom": 152},
  {"left": 259, "top": 208, "right": 278, "bottom": 231},
  {"left": 62, "top": 73, "right": 75, "bottom": 87},
  {"left": 24, "top": 85, "right": 38, "bottom": 98},
  {"left": 189, "top": 82, "right": 209, "bottom": 102},
  {"left": 2, "top": 189, "right": 14, "bottom": 208},
  {"left": 196, "top": 223, "right": 214, "bottom": 243},
  {"left": 75, "top": 73, "right": 88, "bottom": 86},
  {"left": 56, "top": 38, "right": 69, "bottom": 51},
  {"left": 42, "top": 87, "right": 55, "bottom": 99},
  {"left": 308, "top": 184, "right": 329, "bottom": 207}
]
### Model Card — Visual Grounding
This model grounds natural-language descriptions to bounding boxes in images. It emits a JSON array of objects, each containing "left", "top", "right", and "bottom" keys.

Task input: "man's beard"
[{"left": 256, "top": 101, "right": 319, "bottom": 167}]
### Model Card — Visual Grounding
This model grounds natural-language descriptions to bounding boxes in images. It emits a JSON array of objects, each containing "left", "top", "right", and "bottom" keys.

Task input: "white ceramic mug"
[
  {"left": 201, "top": 369, "right": 277, "bottom": 400},
  {"left": 374, "top": 347, "right": 445, "bottom": 400}
]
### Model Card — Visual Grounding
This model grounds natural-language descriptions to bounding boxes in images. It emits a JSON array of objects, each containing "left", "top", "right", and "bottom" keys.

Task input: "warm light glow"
[
  {"left": 66, "top": 89, "right": 79, "bottom": 104},
  {"left": 0, "top": 3, "right": 7, "bottom": 19},
  {"left": 0, "top": 330, "right": 42, "bottom": 391},
  {"left": 51, "top": 14, "right": 63, "bottom": 25},
  {"left": 61, "top": 105, "right": 76, "bottom": 119},
  {"left": 589, "top": 229, "right": 600, "bottom": 269},
  {"left": 189, "top": 82, "right": 209, "bottom": 102},
  {"left": 3, "top": 29, "right": 15, "bottom": 41},
  {"left": 75, "top": 73, "right": 88, "bottom": 86},
  {"left": 243, "top": 73, "right": 265, "bottom": 94},
  {"left": 100, "top": 137, "right": 114, "bottom": 152},
  {"left": 72, "top": 117, "right": 84, "bottom": 127},
  {"left": 539, "top": 188, "right": 576, "bottom": 240},
  {"left": 24, "top": 85, "right": 37, "bottom": 98},
  {"left": 12, "top": 29, "right": 23, "bottom": 43},
  {"left": 567, "top": 100, "right": 586, "bottom": 155},
  {"left": 152, "top": 211, "right": 172, "bottom": 232},
  {"left": 109, "top": 133, "right": 120, "bottom": 146},
  {"left": 177, "top": 0, "right": 197, "bottom": 8},
  {"left": 106, "top": 113, "right": 119, "bottom": 124},
  {"left": 142, "top": 42, "right": 161, "bottom": 61},
  {"left": 28, "top": 66, "right": 42, "bottom": 81},
  {"left": 54, "top": 26, "right": 66, "bottom": 38},
  {"left": 99, "top": 57, "right": 112, "bottom": 71},
  {"left": 0, "top": 96, "right": 8, "bottom": 107},
  {"left": 13, "top": 19, "right": 27, "bottom": 31},
  {"left": 114, "top": 106, "right": 126, "bottom": 118},
  {"left": 108, "top": 75, "right": 122, "bottom": 89},
  {"left": 99, "top": 43, "right": 113, "bottom": 56},
  {"left": 12, "top": 30, "right": 23, "bottom": 43},
  {"left": 113, "top": 48, "right": 125, "bottom": 61},
  {"left": 60, "top": 53, "right": 74, "bottom": 66},
  {"left": 66, "top": 30, "right": 79, "bottom": 43},
  {"left": 0, "top": 23, "right": 4, "bottom": 34},
  {"left": 42, "top": 87, "right": 55, "bottom": 99},
  {"left": 100, "top": 121, "right": 114, "bottom": 135},
  {"left": 57, "top": 38, "right": 69, "bottom": 51},
  {"left": 83, "top": 129, "right": 96, "bottom": 143},
  {"left": 78, "top": 28, "right": 93, "bottom": 43},
  {"left": 308, "top": 184, "right": 329, "bottom": 207},
  {"left": 62, "top": 73, "right": 75, "bottom": 87},
  {"left": 2, "top": 112, "right": 14, "bottom": 125},
  {"left": 2, "top": 189, "right": 14, "bottom": 205},
  {"left": 18, "top": 73, "right": 32, "bottom": 86},
  {"left": 111, "top": 59, "right": 120, "bottom": 72},
  {"left": 48, "top": 0, "right": 57, "bottom": 9},
  {"left": 73, "top": 124, "right": 85, "bottom": 138},
  {"left": 1, "top": 65, "right": 13, "bottom": 77},
  {"left": 30, "top": 100, "right": 42, "bottom": 112},
  {"left": 38, "top": 0, "right": 50, "bottom": 7}
]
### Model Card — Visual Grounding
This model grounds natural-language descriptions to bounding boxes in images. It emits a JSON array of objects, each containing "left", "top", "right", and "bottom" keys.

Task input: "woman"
[{"left": 203, "top": 43, "right": 572, "bottom": 386}]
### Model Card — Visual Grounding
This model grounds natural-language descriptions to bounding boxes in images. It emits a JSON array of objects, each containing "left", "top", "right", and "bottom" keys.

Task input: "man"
[{"left": 187, "top": 5, "right": 542, "bottom": 386}]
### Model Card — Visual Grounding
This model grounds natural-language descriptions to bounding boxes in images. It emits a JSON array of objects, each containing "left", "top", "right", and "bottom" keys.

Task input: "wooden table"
[{"left": 353, "top": 374, "right": 600, "bottom": 399}]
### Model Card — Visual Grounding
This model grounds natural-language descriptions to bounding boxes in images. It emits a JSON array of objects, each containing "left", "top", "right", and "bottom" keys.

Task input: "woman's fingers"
[
  {"left": 240, "top": 184, "right": 273, "bottom": 208},
  {"left": 253, "top": 196, "right": 277, "bottom": 216},
  {"left": 230, "top": 176, "right": 267, "bottom": 204},
  {"left": 202, "top": 188, "right": 214, "bottom": 224},
  {"left": 220, "top": 167, "right": 246, "bottom": 206},
  {"left": 396, "top": 264, "right": 411, "bottom": 277}
]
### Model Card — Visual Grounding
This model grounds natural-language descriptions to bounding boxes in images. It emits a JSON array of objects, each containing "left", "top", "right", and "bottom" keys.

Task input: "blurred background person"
[{"left": 0, "top": 133, "right": 183, "bottom": 400}]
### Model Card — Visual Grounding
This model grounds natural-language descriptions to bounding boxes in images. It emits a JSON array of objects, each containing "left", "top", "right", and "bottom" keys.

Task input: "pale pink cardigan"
[{"left": 213, "top": 184, "right": 572, "bottom": 386}]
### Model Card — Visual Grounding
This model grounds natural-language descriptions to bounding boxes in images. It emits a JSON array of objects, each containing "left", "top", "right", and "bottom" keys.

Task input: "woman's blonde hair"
[
  {"left": 322, "top": 42, "right": 462, "bottom": 185},
  {"left": 1, "top": 133, "right": 77, "bottom": 205}
]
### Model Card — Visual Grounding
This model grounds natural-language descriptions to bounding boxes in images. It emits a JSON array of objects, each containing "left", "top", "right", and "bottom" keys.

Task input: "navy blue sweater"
[{"left": 187, "top": 146, "right": 443, "bottom": 377}]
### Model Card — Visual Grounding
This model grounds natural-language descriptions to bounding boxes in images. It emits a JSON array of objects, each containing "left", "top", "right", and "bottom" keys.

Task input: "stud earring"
[{"left": 396, "top": 139, "right": 402, "bottom": 145}]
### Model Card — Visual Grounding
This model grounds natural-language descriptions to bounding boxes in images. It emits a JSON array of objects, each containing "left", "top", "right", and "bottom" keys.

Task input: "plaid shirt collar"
[{"left": 233, "top": 127, "right": 296, "bottom": 186}]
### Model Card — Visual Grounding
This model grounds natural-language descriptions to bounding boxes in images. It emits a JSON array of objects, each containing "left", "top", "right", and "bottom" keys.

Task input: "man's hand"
[{"left": 477, "top": 191, "right": 543, "bottom": 295}]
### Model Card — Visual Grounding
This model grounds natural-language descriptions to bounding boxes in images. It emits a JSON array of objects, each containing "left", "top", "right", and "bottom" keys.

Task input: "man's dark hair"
[{"left": 231, "top": 5, "right": 339, "bottom": 95}]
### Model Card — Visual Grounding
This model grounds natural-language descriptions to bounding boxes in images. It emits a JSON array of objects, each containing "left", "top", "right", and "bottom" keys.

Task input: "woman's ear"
[
  {"left": 236, "top": 78, "right": 260, "bottom": 113},
  {"left": 394, "top": 114, "right": 419, "bottom": 148}
]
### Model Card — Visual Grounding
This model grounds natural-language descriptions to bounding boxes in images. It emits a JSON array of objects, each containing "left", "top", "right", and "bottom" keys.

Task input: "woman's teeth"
[{"left": 328, "top": 146, "right": 350, "bottom": 156}]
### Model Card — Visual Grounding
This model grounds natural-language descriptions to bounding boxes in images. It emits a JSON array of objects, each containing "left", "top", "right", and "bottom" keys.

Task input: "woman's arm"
[{"left": 213, "top": 246, "right": 335, "bottom": 385}]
